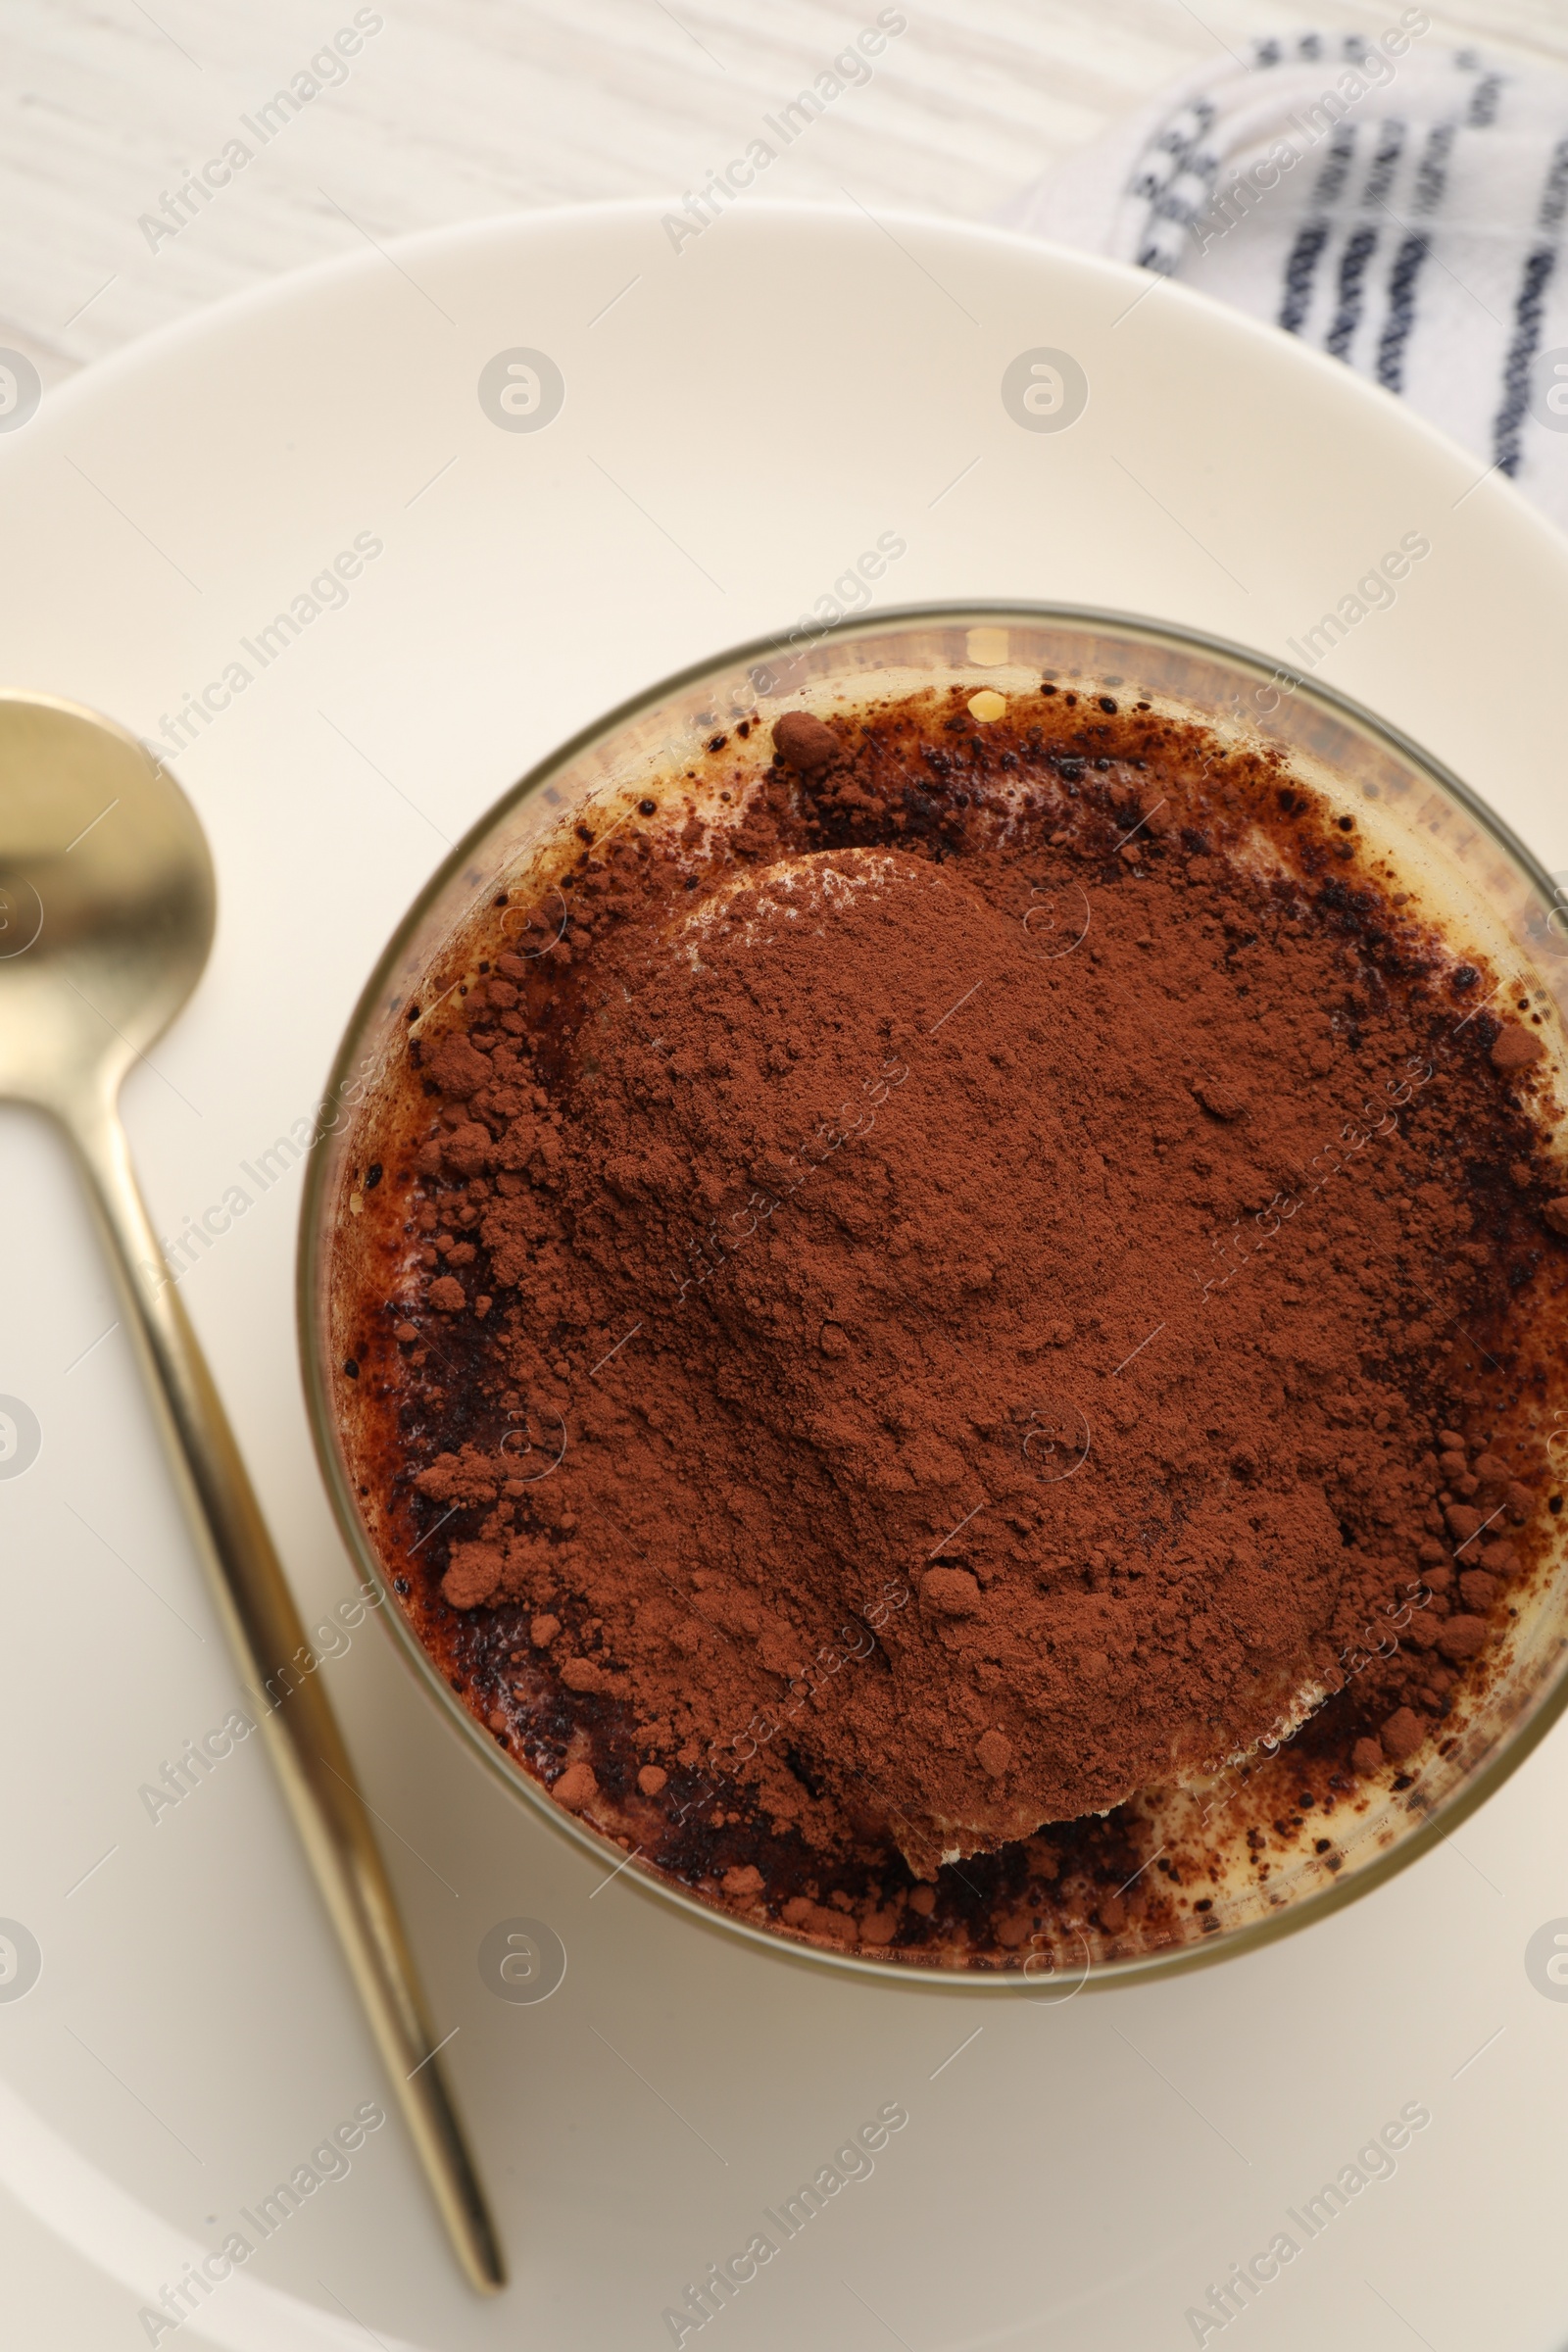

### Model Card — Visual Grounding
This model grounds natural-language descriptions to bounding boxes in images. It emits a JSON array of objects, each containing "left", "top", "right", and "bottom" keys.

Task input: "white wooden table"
[{"left": 6, "top": 0, "right": 1567, "bottom": 392}]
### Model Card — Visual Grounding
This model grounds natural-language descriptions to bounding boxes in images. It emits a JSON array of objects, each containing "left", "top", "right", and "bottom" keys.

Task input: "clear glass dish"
[{"left": 298, "top": 604, "right": 1568, "bottom": 1991}]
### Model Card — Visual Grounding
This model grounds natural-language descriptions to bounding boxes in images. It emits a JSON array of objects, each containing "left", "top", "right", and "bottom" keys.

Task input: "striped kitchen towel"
[{"left": 998, "top": 21, "right": 1568, "bottom": 527}]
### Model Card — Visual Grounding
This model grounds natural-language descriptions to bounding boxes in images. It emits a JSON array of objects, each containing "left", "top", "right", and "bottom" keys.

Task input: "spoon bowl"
[{"left": 0, "top": 696, "right": 213, "bottom": 1112}]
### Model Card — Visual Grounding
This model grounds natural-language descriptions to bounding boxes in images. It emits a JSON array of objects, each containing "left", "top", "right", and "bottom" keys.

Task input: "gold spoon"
[{"left": 0, "top": 690, "right": 504, "bottom": 2293}]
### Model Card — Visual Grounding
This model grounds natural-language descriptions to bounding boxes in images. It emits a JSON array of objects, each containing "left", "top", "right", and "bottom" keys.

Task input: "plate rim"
[{"left": 24, "top": 192, "right": 1568, "bottom": 589}]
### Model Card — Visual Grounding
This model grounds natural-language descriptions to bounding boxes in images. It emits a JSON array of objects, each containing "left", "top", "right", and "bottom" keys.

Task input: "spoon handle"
[{"left": 66, "top": 1093, "right": 506, "bottom": 2295}]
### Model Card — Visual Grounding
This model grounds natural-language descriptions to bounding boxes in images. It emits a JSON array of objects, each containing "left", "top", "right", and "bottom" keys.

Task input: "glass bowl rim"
[{"left": 296, "top": 597, "right": 1568, "bottom": 1993}]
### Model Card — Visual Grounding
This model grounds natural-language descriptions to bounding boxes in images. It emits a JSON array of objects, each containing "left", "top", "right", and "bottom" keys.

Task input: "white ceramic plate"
[{"left": 2, "top": 200, "right": 1568, "bottom": 2352}]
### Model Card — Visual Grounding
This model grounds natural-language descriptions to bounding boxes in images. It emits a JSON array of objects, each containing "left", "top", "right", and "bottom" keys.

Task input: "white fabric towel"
[{"left": 1000, "top": 23, "right": 1568, "bottom": 526}]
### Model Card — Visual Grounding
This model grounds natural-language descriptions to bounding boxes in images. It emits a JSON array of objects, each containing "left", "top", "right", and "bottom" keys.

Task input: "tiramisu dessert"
[{"left": 327, "top": 679, "right": 1568, "bottom": 1966}]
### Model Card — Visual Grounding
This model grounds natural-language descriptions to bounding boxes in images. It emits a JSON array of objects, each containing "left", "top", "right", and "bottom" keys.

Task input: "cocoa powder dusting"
[{"left": 334, "top": 684, "right": 1568, "bottom": 1966}]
